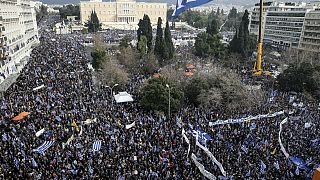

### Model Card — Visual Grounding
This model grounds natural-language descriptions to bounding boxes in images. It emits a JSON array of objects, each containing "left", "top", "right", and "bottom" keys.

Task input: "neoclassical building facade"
[{"left": 80, "top": 0, "right": 167, "bottom": 29}]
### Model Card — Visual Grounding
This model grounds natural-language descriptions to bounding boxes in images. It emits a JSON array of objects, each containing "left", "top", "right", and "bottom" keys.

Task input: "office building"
[
  {"left": 299, "top": 8, "right": 320, "bottom": 52},
  {"left": 249, "top": 2, "right": 316, "bottom": 50},
  {"left": 0, "top": 0, "right": 39, "bottom": 84}
]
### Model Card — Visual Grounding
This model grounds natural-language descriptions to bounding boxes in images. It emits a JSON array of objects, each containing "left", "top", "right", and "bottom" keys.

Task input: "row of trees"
[
  {"left": 85, "top": 11, "right": 102, "bottom": 33},
  {"left": 154, "top": 18, "right": 175, "bottom": 65},
  {"left": 229, "top": 10, "right": 256, "bottom": 57},
  {"left": 59, "top": 5, "right": 80, "bottom": 20},
  {"left": 194, "top": 9, "right": 256, "bottom": 62},
  {"left": 139, "top": 65, "right": 265, "bottom": 114},
  {"left": 137, "top": 15, "right": 175, "bottom": 66}
]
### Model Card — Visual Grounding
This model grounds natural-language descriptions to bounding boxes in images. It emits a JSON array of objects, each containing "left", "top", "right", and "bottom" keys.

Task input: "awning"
[{"left": 114, "top": 92, "right": 134, "bottom": 103}]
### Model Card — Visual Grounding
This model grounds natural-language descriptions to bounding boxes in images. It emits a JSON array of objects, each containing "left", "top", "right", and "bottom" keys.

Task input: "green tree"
[
  {"left": 154, "top": 17, "right": 165, "bottom": 62},
  {"left": 217, "top": 7, "right": 220, "bottom": 15},
  {"left": 164, "top": 21, "right": 175, "bottom": 60},
  {"left": 229, "top": 10, "right": 256, "bottom": 57},
  {"left": 277, "top": 62, "right": 318, "bottom": 93},
  {"left": 119, "top": 35, "right": 132, "bottom": 48},
  {"left": 207, "top": 18, "right": 219, "bottom": 35},
  {"left": 140, "top": 77, "right": 184, "bottom": 114},
  {"left": 138, "top": 35, "right": 147, "bottom": 57},
  {"left": 85, "top": 11, "right": 101, "bottom": 33},
  {"left": 194, "top": 32, "right": 210, "bottom": 57},
  {"left": 91, "top": 49, "right": 106, "bottom": 69},
  {"left": 59, "top": 5, "right": 80, "bottom": 20},
  {"left": 91, "top": 35, "right": 106, "bottom": 69},
  {"left": 184, "top": 75, "right": 210, "bottom": 106},
  {"left": 228, "top": 7, "right": 237, "bottom": 19},
  {"left": 137, "top": 15, "right": 153, "bottom": 52},
  {"left": 194, "top": 32, "right": 224, "bottom": 58},
  {"left": 36, "top": 5, "right": 48, "bottom": 23}
]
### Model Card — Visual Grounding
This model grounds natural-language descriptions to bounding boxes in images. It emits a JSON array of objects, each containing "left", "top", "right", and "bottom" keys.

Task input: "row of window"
[
  {"left": 305, "top": 26, "right": 320, "bottom": 31},
  {"left": 267, "top": 12, "right": 306, "bottom": 17},
  {"left": 266, "top": 21, "right": 303, "bottom": 27},
  {"left": 265, "top": 30, "right": 301, "bottom": 37},
  {"left": 300, "top": 44, "right": 320, "bottom": 51},
  {"left": 82, "top": 3, "right": 166, "bottom": 9},
  {"left": 266, "top": 17, "right": 304, "bottom": 23},
  {"left": 264, "top": 34, "right": 300, "bottom": 42},
  {"left": 306, "top": 13, "right": 320, "bottom": 18},
  {"left": 83, "top": 11, "right": 165, "bottom": 16},
  {"left": 265, "top": 25, "right": 302, "bottom": 32},
  {"left": 302, "top": 38, "right": 320, "bottom": 44}
]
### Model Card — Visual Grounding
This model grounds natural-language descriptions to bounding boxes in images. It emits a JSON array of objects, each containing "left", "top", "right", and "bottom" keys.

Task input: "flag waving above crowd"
[{"left": 171, "top": 0, "right": 213, "bottom": 18}]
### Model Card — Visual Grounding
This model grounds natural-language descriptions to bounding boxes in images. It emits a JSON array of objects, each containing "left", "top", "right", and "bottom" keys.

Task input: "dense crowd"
[{"left": 0, "top": 19, "right": 319, "bottom": 179}]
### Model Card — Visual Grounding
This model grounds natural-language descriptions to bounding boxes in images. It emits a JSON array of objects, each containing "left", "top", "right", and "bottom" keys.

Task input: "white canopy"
[{"left": 114, "top": 92, "right": 134, "bottom": 103}]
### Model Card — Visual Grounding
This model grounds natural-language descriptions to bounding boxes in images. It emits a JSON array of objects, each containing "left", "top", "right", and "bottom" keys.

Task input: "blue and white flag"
[
  {"left": 193, "top": 129, "right": 212, "bottom": 141},
  {"left": 295, "top": 166, "right": 300, "bottom": 175},
  {"left": 260, "top": 160, "right": 266, "bottom": 175},
  {"left": 92, "top": 140, "right": 102, "bottom": 152},
  {"left": 32, "top": 158, "right": 38, "bottom": 167},
  {"left": 14, "top": 158, "right": 20, "bottom": 169},
  {"left": 172, "top": 0, "right": 213, "bottom": 18},
  {"left": 289, "top": 156, "right": 308, "bottom": 170},
  {"left": 32, "top": 141, "right": 55, "bottom": 154},
  {"left": 241, "top": 145, "right": 248, "bottom": 154},
  {"left": 250, "top": 123, "right": 256, "bottom": 130},
  {"left": 274, "top": 160, "right": 280, "bottom": 170},
  {"left": 2, "top": 133, "right": 8, "bottom": 141}
]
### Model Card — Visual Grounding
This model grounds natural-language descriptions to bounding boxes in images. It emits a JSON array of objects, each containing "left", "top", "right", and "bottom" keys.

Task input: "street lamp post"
[
  {"left": 166, "top": 84, "right": 171, "bottom": 120},
  {"left": 106, "top": 84, "right": 119, "bottom": 104}
]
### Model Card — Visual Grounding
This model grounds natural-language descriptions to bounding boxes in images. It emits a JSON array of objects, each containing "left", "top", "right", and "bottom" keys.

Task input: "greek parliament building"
[
  {"left": 249, "top": 1, "right": 320, "bottom": 52},
  {"left": 0, "top": 0, "right": 39, "bottom": 85},
  {"left": 80, "top": 0, "right": 167, "bottom": 29}
]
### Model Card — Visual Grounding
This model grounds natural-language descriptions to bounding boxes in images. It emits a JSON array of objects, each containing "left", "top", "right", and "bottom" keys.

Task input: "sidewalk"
[{"left": 0, "top": 73, "right": 19, "bottom": 97}]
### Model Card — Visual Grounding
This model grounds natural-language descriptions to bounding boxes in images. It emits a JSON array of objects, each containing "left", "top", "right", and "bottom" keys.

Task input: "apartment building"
[
  {"left": 299, "top": 8, "right": 320, "bottom": 52},
  {"left": 249, "top": 2, "right": 315, "bottom": 50},
  {"left": 0, "top": 0, "right": 39, "bottom": 84},
  {"left": 80, "top": 0, "right": 167, "bottom": 29}
]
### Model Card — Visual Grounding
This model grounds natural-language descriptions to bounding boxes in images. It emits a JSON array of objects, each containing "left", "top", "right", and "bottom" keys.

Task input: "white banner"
[
  {"left": 196, "top": 140, "right": 226, "bottom": 176},
  {"left": 125, "top": 121, "right": 135, "bottom": 129},
  {"left": 83, "top": 118, "right": 97, "bottom": 125},
  {"left": 33, "top": 84, "right": 45, "bottom": 91},
  {"left": 279, "top": 118, "right": 289, "bottom": 159},
  {"left": 182, "top": 129, "right": 190, "bottom": 157},
  {"left": 191, "top": 153, "right": 216, "bottom": 180},
  {"left": 209, "top": 110, "right": 288, "bottom": 126},
  {"left": 35, "top": 128, "right": 45, "bottom": 137}
]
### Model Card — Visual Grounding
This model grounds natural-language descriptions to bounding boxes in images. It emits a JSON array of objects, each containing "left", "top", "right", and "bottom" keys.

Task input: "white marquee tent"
[{"left": 114, "top": 92, "right": 134, "bottom": 103}]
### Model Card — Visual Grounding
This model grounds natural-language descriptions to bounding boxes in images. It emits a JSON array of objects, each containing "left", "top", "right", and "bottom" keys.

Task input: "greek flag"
[
  {"left": 289, "top": 156, "right": 308, "bottom": 170},
  {"left": 14, "top": 158, "right": 19, "bottom": 169},
  {"left": 92, "top": 140, "right": 102, "bottom": 152},
  {"left": 260, "top": 160, "right": 266, "bottom": 175},
  {"left": 32, "top": 158, "right": 38, "bottom": 167},
  {"left": 274, "top": 160, "right": 280, "bottom": 170},
  {"left": 2, "top": 133, "right": 8, "bottom": 141},
  {"left": 241, "top": 145, "right": 248, "bottom": 154},
  {"left": 32, "top": 141, "right": 55, "bottom": 154},
  {"left": 193, "top": 129, "right": 212, "bottom": 141},
  {"left": 172, "top": 0, "right": 213, "bottom": 18}
]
